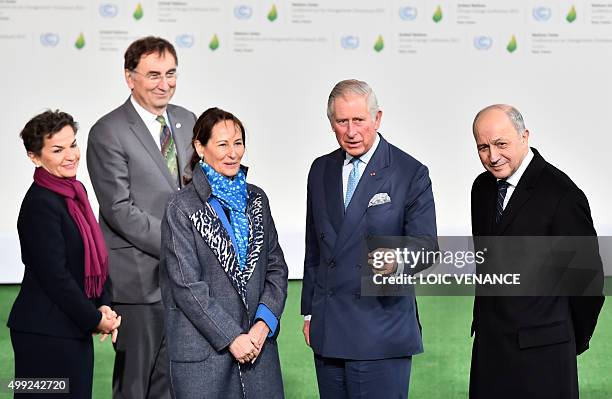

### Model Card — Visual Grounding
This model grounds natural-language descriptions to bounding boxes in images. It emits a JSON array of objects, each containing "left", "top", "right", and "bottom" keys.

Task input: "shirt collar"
[
  {"left": 130, "top": 95, "right": 168, "bottom": 125},
  {"left": 501, "top": 147, "right": 534, "bottom": 187},
  {"left": 344, "top": 133, "right": 380, "bottom": 166}
]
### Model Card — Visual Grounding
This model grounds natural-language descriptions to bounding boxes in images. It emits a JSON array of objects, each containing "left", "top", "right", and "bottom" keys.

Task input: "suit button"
[
  {"left": 329, "top": 261, "right": 336, "bottom": 268},
  {"left": 320, "top": 233, "right": 325, "bottom": 239},
  {"left": 355, "top": 263, "right": 361, "bottom": 269},
  {"left": 328, "top": 290, "right": 334, "bottom": 297}
]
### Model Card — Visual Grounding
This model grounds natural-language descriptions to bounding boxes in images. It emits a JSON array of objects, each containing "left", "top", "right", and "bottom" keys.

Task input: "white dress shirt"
[
  {"left": 130, "top": 96, "right": 169, "bottom": 151},
  {"left": 499, "top": 148, "right": 534, "bottom": 210}
]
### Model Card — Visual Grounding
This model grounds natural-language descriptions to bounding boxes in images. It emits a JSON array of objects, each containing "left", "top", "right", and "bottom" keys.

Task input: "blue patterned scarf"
[{"left": 201, "top": 161, "right": 249, "bottom": 270}]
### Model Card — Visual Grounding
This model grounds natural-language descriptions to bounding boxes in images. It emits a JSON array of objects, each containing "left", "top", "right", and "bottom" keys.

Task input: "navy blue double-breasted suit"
[{"left": 301, "top": 134, "right": 437, "bottom": 362}]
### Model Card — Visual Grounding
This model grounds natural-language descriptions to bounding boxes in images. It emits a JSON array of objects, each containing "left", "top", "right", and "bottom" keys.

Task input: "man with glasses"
[{"left": 87, "top": 36, "right": 196, "bottom": 399}]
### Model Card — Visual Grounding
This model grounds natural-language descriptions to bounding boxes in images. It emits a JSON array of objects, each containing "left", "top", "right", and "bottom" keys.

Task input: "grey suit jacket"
[
  {"left": 160, "top": 165, "right": 287, "bottom": 398},
  {"left": 87, "top": 98, "right": 196, "bottom": 303}
]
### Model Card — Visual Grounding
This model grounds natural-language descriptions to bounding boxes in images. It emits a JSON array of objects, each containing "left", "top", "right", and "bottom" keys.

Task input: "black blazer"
[
  {"left": 8, "top": 183, "right": 109, "bottom": 339},
  {"left": 469, "top": 148, "right": 604, "bottom": 399}
]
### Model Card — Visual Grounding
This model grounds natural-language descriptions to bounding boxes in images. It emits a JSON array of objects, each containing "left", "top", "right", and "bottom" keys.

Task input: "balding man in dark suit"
[{"left": 469, "top": 104, "right": 604, "bottom": 399}]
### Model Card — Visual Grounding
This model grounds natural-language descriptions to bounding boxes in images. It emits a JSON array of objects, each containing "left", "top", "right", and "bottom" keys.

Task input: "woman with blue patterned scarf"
[{"left": 160, "top": 107, "right": 288, "bottom": 398}]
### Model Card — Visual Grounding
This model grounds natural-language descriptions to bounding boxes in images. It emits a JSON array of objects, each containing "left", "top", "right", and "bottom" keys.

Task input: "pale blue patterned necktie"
[{"left": 344, "top": 157, "right": 361, "bottom": 209}]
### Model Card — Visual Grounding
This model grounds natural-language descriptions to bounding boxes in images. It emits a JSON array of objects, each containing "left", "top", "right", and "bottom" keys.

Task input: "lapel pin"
[
  {"left": 370, "top": 171, "right": 376, "bottom": 176},
  {"left": 175, "top": 122, "right": 182, "bottom": 129}
]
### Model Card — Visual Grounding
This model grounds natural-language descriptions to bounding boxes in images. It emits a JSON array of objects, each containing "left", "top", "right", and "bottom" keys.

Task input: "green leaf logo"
[
  {"left": 75, "top": 33, "right": 85, "bottom": 50},
  {"left": 566, "top": 5, "right": 577, "bottom": 23},
  {"left": 209, "top": 34, "right": 219, "bottom": 51},
  {"left": 506, "top": 35, "right": 517, "bottom": 53},
  {"left": 267, "top": 4, "right": 278, "bottom": 22},
  {"left": 432, "top": 5, "right": 443, "bottom": 23},
  {"left": 374, "top": 35, "right": 384, "bottom": 52},
  {"left": 133, "top": 3, "right": 144, "bottom": 20}
]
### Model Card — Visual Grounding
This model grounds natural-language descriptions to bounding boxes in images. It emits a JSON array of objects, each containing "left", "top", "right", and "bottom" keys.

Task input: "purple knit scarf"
[{"left": 33, "top": 167, "right": 108, "bottom": 298}]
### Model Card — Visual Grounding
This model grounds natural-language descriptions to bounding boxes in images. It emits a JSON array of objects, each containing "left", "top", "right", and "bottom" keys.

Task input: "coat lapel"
[
  {"left": 476, "top": 176, "right": 497, "bottom": 236},
  {"left": 324, "top": 149, "right": 345, "bottom": 234},
  {"left": 122, "top": 98, "right": 179, "bottom": 190},
  {"left": 243, "top": 190, "right": 264, "bottom": 284},
  {"left": 333, "top": 136, "right": 391, "bottom": 258},
  {"left": 495, "top": 148, "right": 545, "bottom": 234}
]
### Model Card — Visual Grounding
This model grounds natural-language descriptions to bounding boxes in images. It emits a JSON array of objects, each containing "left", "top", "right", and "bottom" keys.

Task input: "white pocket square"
[{"left": 368, "top": 193, "right": 391, "bottom": 207}]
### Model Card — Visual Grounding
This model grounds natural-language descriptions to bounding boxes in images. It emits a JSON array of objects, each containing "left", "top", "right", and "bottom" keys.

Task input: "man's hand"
[
  {"left": 247, "top": 321, "right": 270, "bottom": 363},
  {"left": 229, "top": 334, "right": 260, "bottom": 364},
  {"left": 303, "top": 320, "right": 311, "bottom": 347},
  {"left": 368, "top": 248, "right": 398, "bottom": 275}
]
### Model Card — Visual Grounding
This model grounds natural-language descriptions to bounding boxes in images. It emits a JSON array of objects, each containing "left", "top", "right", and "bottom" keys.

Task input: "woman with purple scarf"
[{"left": 8, "top": 110, "right": 121, "bottom": 398}]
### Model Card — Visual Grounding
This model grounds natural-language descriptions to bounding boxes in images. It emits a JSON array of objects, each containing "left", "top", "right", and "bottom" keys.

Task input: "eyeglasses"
[{"left": 130, "top": 69, "right": 178, "bottom": 84}]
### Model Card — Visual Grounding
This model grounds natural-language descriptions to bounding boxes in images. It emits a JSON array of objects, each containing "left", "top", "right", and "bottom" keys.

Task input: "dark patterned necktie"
[
  {"left": 156, "top": 115, "right": 179, "bottom": 188},
  {"left": 495, "top": 180, "right": 510, "bottom": 224}
]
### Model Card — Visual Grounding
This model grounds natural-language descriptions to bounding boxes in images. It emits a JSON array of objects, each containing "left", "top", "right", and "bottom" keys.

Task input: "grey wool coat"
[{"left": 160, "top": 165, "right": 288, "bottom": 399}]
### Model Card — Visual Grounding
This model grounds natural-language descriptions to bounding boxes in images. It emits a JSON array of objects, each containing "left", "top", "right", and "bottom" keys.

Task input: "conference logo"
[
  {"left": 373, "top": 35, "right": 384, "bottom": 52},
  {"left": 234, "top": 5, "right": 253, "bottom": 20},
  {"left": 432, "top": 5, "right": 443, "bottom": 23},
  {"left": 473, "top": 36, "right": 492, "bottom": 50},
  {"left": 133, "top": 3, "right": 143, "bottom": 20},
  {"left": 268, "top": 4, "right": 278, "bottom": 22},
  {"left": 566, "top": 5, "right": 577, "bottom": 23},
  {"left": 209, "top": 34, "right": 220, "bottom": 51},
  {"left": 506, "top": 35, "right": 517, "bottom": 53},
  {"left": 398, "top": 6, "right": 417, "bottom": 21},
  {"left": 99, "top": 3, "right": 118, "bottom": 18},
  {"left": 340, "top": 36, "right": 359, "bottom": 50},
  {"left": 40, "top": 33, "right": 59, "bottom": 47},
  {"left": 75, "top": 33, "right": 85, "bottom": 50},
  {"left": 532, "top": 6, "right": 552, "bottom": 22},
  {"left": 175, "top": 34, "right": 194, "bottom": 49}
]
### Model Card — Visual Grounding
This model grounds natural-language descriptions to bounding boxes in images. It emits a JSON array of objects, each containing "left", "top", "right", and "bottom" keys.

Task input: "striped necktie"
[
  {"left": 156, "top": 115, "right": 179, "bottom": 188},
  {"left": 344, "top": 157, "right": 361, "bottom": 209},
  {"left": 495, "top": 180, "right": 510, "bottom": 224}
]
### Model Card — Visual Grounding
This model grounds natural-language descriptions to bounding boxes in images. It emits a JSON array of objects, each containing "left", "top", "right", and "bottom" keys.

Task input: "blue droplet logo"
[
  {"left": 340, "top": 36, "right": 360, "bottom": 50},
  {"left": 399, "top": 6, "right": 418, "bottom": 21},
  {"left": 99, "top": 3, "right": 118, "bottom": 18},
  {"left": 40, "top": 33, "right": 60, "bottom": 47},
  {"left": 473, "top": 36, "right": 492, "bottom": 50},
  {"left": 175, "top": 34, "right": 194, "bottom": 48},
  {"left": 234, "top": 5, "right": 253, "bottom": 20},
  {"left": 532, "top": 6, "right": 552, "bottom": 21}
]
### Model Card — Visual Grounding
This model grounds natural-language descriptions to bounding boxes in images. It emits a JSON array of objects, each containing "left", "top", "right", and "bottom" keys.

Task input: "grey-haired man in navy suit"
[{"left": 301, "top": 79, "right": 437, "bottom": 398}]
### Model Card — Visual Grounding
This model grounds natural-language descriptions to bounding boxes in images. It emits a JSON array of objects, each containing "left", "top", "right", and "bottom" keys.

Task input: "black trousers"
[
  {"left": 112, "top": 302, "right": 170, "bottom": 399},
  {"left": 11, "top": 329, "right": 94, "bottom": 398}
]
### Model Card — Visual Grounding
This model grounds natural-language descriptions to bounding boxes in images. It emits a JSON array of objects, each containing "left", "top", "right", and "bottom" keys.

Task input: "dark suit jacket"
[
  {"left": 470, "top": 148, "right": 604, "bottom": 399},
  {"left": 8, "top": 183, "right": 109, "bottom": 338},
  {"left": 87, "top": 98, "right": 196, "bottom": 303},
  {"left": 301, "top": 134, "right": 437, "bottom": 360}
]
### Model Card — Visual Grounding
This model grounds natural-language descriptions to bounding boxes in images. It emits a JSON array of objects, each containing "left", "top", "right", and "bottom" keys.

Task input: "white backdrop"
[{"left": 1, "top": 0, "right": 611, "bottom": 281}]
